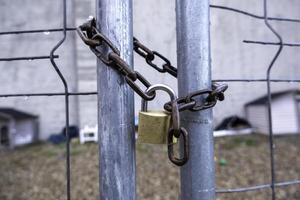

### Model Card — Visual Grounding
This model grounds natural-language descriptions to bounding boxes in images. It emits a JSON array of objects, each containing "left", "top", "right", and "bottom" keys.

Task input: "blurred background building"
[{"left": 0, "top": 0, "right": 299, "bottom": 140}]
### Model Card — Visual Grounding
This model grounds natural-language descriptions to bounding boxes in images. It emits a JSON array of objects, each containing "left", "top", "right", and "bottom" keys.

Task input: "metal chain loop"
[
  {"left": 133, "top": 38, "right": 177, "bottom": 77},
  {"left": 77, "top": 18, "right": 155, "bottom": 101},
  {"left": 168, "top": 127, "right": 189, "bottom": 166},
  {"left": 77, "top": 17, "right": 228, "bottom": 167},
  {"left": 164, "top": 83, "right": 228, "bottom": 112},
  {"left": 77, "top": 17, "right": 228, "bottom": 109},
  {"left": 132, "top": 38, "right": 228, "bottom": 110},
  {"left": 133, "top": 37, "right": 154, "bottom": 60}
]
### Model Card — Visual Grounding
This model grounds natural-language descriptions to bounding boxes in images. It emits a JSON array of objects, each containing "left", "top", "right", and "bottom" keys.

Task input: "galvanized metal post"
[
  {"left": 96, "top": 1, "right": 136, "bottom": 200},
  {"left": 176, "top": 0, "right": 215, "bottom": 199}
]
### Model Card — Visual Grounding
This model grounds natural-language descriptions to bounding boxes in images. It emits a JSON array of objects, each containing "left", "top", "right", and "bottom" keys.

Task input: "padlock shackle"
[
  {"left": 141, "top": 84, "right": 177, "bottom": 111},
  {"left": 141, "top": 83, "right": 181, "bottom": 134},
  {"left": 168, "top": 127, "right": 189, "bottom": 166}
]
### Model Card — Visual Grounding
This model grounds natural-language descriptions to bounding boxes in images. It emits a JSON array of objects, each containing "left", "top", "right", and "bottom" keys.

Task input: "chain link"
[
  {"left": 164, "top": 83, "right": 228, "bottom": 112},
  {"left": 168, "top": 127, "right": 189, "bottom": 166},
  {"left": 133, "top": 38, "right": 178, "bottom": 77}
]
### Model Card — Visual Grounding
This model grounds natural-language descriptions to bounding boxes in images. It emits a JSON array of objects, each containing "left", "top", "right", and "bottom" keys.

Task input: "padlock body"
[{"left": 138, "top": 110, "right": 170, "bottom": 144}]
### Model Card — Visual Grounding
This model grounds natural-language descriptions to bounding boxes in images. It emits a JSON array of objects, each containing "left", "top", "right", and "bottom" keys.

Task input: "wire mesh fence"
[{"left": 0, "top": 0, "right": 299, "bottom": 199}]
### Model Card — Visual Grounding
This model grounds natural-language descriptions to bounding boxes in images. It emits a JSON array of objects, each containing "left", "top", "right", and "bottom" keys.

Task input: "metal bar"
[
  {"left": 3, "top": 75, "right": 300, "bottom": 98},
  {"left": 49, "top": 0, "right": 70, "bottom": 199},
  {"left": 217, "top": 180, "right": 300, "bottom": 193},
  {"left": 244, "top": 40, "right": 300, "bottom": 46},
  {"left": 0, "top": 92, "right": 97, "bottom": 98},
  {"left": 0, "top": 28, "right": 75, "bottom": 35},
  {"left": 263, "top": 0, "right": 284, "bottom": 199},
  {"left": 96, "top": 0, "right": 135, "bottom": 200},
  {"left": 189, "top": 76, "right": 298, "bottom": 82},
  {"left": 210, "top": 5, "right": 300, "bottom": 23},
  {"left": 0, "top": 55, "right": 59, "bottom": 61},
  {"left": 176, "top": 0, "right": 215, "bottom": 199}
]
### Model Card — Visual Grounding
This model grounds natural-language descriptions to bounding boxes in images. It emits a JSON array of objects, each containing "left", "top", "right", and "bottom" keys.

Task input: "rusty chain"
[
  {"left": 77, "top": 18, "right": 228, "bottom": 113},
  {"left": 133, "top": 37, "right": 228, "bottom": 111},
  {"left": 133, "top": 38, "right": 178, "bottom": 77},
  {"left": 77, "top": 18, "right": 155, "bottom": 101},
  {"left": 77, "top": 18, "right": 227, "bottom": 166},
  {"left": 164, "top": 83, "right": 228, "bottom": 112}
]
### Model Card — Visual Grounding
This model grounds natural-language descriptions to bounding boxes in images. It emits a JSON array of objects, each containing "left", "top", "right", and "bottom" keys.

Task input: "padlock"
[
  {"left": 138, "top": 84, "right": 177, "bottom": 144},
  {"left": 138, "top": 110, "right": 170, "bottom": 144}
]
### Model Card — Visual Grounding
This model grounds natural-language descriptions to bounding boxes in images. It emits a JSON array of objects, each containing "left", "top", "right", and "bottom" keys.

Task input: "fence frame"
[{"left": 0, "top": 0, "right": 300, "bottom": 199}]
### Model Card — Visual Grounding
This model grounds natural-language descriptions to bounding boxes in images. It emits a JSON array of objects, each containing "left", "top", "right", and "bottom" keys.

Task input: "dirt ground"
[{"left": 0, "top": 134, "right": 300, "bottom": 200}]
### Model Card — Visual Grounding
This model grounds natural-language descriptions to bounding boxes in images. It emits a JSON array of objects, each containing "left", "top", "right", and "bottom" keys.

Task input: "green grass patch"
[{"left": 218, "top": 135, "right": 258, "bottom": 150}]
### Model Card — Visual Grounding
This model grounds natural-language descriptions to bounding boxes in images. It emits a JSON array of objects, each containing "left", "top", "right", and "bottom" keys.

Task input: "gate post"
[
  {"left": 176, "top": 0, "right": 216, "bottom": 199},
  {"left": 96, "top": 0, "right": 136, "bottom": 199}
]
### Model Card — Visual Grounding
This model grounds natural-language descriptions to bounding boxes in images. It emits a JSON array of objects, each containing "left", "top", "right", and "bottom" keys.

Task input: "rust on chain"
[
  {"left": 108, "top": 52, "right": 137, "bottom": 80},
  {"left": 77, "top": 17, "right": 228, "bottom": 109},
  {"left": 168, "top": 127, "right": 189, "bottom": 166},
  {"left": 208, "top": 83, "right": 229, "bottom": 101},
  {"left": 133, "top": 37, "right": 154, "bottom": 60},
  {"left": 133, "top": 38, "right": 225, "bottom": 96},
  {"left": 185, "top": 89, "right": 216, "bottom": 111},
  {"left": 125, "top": 72, "right": 156, "bottom": 101},
  {"left": 133, "top": 38, "right": 177, "bottom": 77},
  {"left": 146, "top": 51, "right": 171, "bottom": 72},
  {"left": 165, "top": 97, "right": 196, "bottom": 112},
  {"left": 164, "top": 83, "right": 228, "bottom": 112},
  {"left": 108, "top": 53, "right": 155, "bottom": 100},
  {"left": 171, "top": 100, "right": 181, "bottom": 136},
  {"left": 77, "top": 17, "right": 228, "bottom": 167},
  {"left": 77, "top": 18, "right": 155, "bottom": 101},
  {"left": 76, "top": 18, "right": 99, "bottom": 47}
]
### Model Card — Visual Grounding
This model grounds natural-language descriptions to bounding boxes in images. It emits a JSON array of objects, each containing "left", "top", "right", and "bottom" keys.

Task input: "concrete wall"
[
  {"left": 74, "top": 0, "right": 97, "bottom": 129},
  {"left": 0, "top": 0, "right": 78, "bottom": 140}
]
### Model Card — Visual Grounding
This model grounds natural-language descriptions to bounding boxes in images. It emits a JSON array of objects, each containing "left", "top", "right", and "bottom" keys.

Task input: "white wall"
[
  {"left": 246, "top": 93, "right": 299, "bottom": 135},
  {"left": 246, "top": 104, "right": 269, "bottom": 134},
  {"left": 272, "top": 93, "right": 298, "bottom": 134},
  {"left": 14, "top": 119, "right": 36, "bottom": 146}
]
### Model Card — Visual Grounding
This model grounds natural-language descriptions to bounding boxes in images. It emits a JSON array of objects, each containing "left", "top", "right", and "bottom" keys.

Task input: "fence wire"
[{"left": 0, "top": 0, "right": 299, "bottom": 199}]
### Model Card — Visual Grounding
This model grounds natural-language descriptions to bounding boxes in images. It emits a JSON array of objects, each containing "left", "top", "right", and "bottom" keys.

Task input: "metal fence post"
[
  {"left": 176, "top": 0, "right": 215, "bottom": 199},
  {"left": 96, "top": 0, "right": 136, "bottom": 200}
]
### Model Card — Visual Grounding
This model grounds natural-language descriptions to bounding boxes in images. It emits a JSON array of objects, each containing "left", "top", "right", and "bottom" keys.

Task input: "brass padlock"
[{"left": 138, "top": 84, "right": 177, "bottom": 144}]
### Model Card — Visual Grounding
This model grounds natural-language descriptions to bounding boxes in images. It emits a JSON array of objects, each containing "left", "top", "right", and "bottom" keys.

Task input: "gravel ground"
[{"left": 0, "top": 134, "right": 299, "bottom": 200}]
